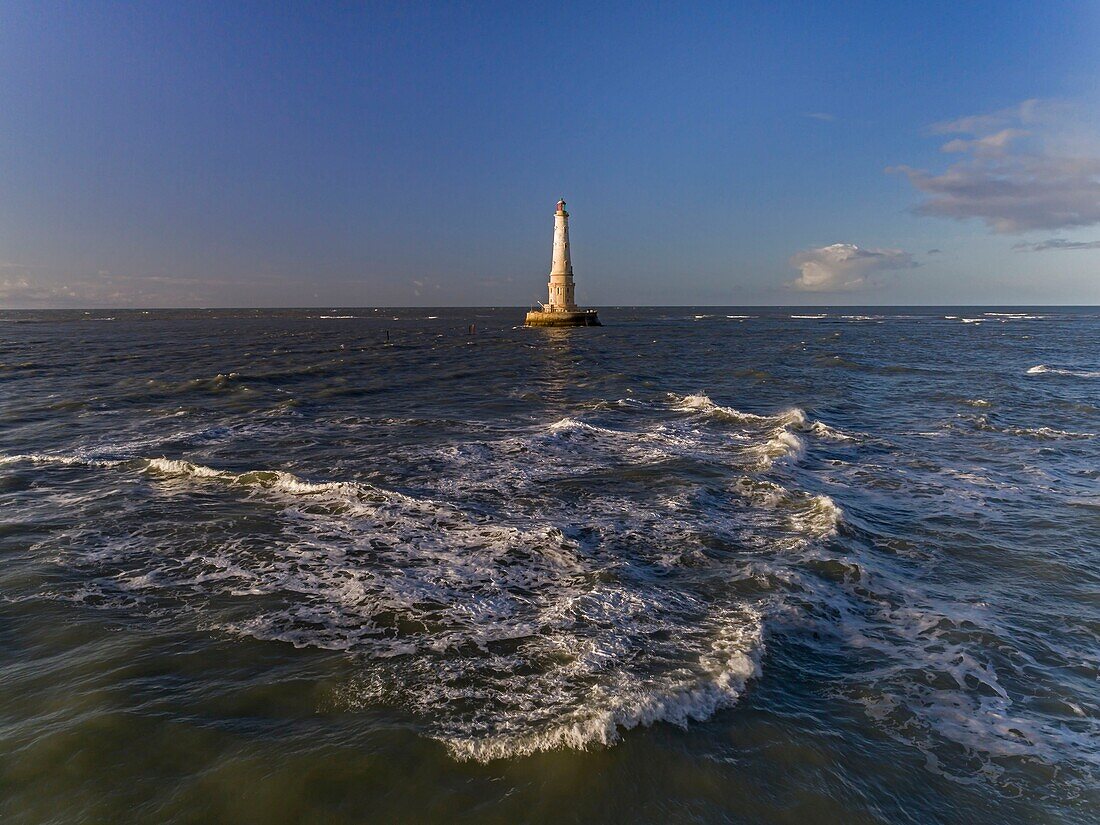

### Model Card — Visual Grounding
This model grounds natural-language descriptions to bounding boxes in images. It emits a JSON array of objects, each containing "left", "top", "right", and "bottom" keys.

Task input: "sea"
[{"left": 1, "top": 307, "right": 1097, "bottom": 824}]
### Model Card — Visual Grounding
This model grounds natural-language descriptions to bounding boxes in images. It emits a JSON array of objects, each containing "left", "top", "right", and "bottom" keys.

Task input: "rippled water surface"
[{"left": 1, "top": 307, "right": 1097, "bottom": 823}]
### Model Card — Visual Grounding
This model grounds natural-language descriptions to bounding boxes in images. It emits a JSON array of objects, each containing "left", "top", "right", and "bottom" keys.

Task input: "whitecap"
[
  {"left": 1027, "top": 364, "right": 1100, "bottom": 378},
  {"left": 787, "top": 494, "right": 843, "bottom": 538},
  {"left": 756, "top": 430, "right": 804, "bottom": 469},
  {"left": 0, "top": 453, "right": 126, "bottom": 469},
  {"left": 438, "top": 612, "right": 763, "bottom": 761},
  {"left": 671, "top": 393, "right": 804, "bottom": 427},
  {"left": 809, "top": 420, "right": 856, "bottom": 441}
]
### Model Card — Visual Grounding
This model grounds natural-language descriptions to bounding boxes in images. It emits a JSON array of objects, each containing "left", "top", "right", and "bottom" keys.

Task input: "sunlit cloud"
[
  {"left": 889, "top": 99, "right": 1100, "bottom": 233},
  {"left": 787, "top": 243, "right": 917, "bottom": 292}
]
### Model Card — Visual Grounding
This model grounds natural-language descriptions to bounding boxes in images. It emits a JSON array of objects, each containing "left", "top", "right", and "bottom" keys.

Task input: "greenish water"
[{"left": 1, "top": 308, "right": 1097, "bottom": 823}]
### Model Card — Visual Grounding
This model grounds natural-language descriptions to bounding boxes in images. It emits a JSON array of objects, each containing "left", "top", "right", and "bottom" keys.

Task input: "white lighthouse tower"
[
  {"left": 548, "top": 198, "right": 576, "bottom": 311},
  {"left": 525, "top": 198, "right": 601, "bottom": 327}
]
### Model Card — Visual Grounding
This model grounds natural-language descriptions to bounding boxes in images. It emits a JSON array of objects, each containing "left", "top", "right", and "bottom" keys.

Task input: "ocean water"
[{"left": 1, "top": 306, "right": 1097, "bottom": 824}]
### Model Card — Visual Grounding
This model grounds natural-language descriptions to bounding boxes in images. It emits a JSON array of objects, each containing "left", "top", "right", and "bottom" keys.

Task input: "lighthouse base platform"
[{"left": 524, "top": 309, "right": 601, "bottom": 327}]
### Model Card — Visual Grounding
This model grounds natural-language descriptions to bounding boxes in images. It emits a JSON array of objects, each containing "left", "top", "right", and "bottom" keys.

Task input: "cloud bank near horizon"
[{"left": 0, "top": 269, "right": 221, "bottom": 308}]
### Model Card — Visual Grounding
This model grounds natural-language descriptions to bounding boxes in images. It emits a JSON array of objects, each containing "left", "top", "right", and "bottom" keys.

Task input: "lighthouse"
[
  {"left": 524, "top": 198, "right": 601, "bottom": 327},
  {"left": 548, "top": 198, "right": 576, "bottom": 310}
]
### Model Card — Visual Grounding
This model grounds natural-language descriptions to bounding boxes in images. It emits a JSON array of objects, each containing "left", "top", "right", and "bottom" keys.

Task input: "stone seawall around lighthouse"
[{"left": 524, "top": 309, "right": 601, "bottom": 327}]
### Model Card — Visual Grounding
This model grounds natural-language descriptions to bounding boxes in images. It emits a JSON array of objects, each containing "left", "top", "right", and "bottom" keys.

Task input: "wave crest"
[{"left": 1027, "top": 364, "right": 1100, "bottom": 378}]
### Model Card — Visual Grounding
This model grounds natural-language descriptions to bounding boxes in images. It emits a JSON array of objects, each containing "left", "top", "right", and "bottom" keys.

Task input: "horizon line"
[{"left": 2, "top": 304, "right": 1099, "bottom": 312}]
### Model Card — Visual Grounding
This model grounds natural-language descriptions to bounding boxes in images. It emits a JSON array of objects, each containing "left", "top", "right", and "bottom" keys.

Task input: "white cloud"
[
  {"left": 787, "top": 243, "right": 917, "bottom": 292},
  {"left": 890, "top": 99, "right": 1100, "bottom": 233},
  {"left": 805, "top": 112, "right": 836, "bottom": 122},
  {"left": 927, "top": 99, "right": 1045, "bottom": 136},
  {"left": 940, "top": 128, "right": 1028, "bottom": 157}
]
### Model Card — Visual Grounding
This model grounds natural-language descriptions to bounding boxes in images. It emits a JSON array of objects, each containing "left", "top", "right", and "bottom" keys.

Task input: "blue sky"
[{"left": 1, "top": 1, "right": 1098, "bottom": 307}]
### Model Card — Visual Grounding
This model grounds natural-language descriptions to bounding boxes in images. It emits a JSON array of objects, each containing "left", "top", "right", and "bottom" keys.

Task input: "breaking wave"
[
  {"left": 672, "top": 392, "right": 806, "bottom": 428},
  {"left": 14, "top": 382, "right": 1091, "bottom": 789},
  {"left": 16, "top": 392, "right": 860, "bottom": 762},
  {"left": 441, "top": 616, "right": 763, "bottom": 760},
  {"left": 1027, "top": 364, "right": 1100, "bottom": 378}
]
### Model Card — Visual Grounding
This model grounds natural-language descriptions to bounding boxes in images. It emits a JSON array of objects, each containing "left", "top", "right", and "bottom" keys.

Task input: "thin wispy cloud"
[
  {"left": 927, "top": 99, "right": 1046, "bottom": 136},
  {"left": 805, "top": 112, "right": 836, "bottom": 121},
  {"left": 0, "top": 271, "right": 227, "bottom": 308},
  {"left": 1012, "top": 238, "right": 1100, "bottom": 252},
  {"left": 787, "top": 243, "right": 917, "bottom": 292},
  {"left": 889, "top": 99, "right": 1100, "bottom": 233}
]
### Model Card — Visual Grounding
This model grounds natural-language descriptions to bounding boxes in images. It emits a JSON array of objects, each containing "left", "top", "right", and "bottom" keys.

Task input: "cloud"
[
  {"left": 927, "top": 248, "right": 942, "bottom": 255},
  {"left": 927, "top": 99, "right": 1045, "bottom": 136},
  {"left": 1012, "top": 238, "right": 1100, "bottom": 252},
  {"left": 0, "top": 276, "right": 61, "bottom": 304},
  {"left": 889, "top": 99, "right": 1100, "bottom": 233},
  {"left": 787, "top": 243, "right": 917, "bottom": 292},
  {"left": 805, "top": 112, "right": 836, "bottom": 121},
  {"left": 0, "top": 271, "right": 226, "bottom": 308},
  {"left": 940, "top": 128, "right": 1029, "bottom": 158}
]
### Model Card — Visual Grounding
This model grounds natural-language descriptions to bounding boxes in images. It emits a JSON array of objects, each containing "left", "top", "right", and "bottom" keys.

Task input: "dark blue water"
[{"left": 1, "top": 307, "right": 1097, "bottom": 823}]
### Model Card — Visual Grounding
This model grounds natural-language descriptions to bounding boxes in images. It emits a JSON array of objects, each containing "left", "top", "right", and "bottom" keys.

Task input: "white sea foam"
[
  {"left": 1027, "top": 364, "right": 1100, "bottom": 378},
  {"left": 672, "top": 393, "right": 806, "bottom": 428},
  {"left": 27, "top": 398, "right": 863, "bottom": 762},
  {"left": 141, "top": 457, "right": 390, "bottom": 499},
  {"left": 790, "top": 314, "right": 826, "bottom": 319},
  {"left": 984, "top": 312, "right": 1043, "bottom": 320},
  {"left": 13, "top": 351, "right": 1097, "bottom": 796},
  {"left": 754, "top": 430, "right": 805, "bottom": 469},
  {"left": 675, "top": 392, "right": 768, "bottom": 422},
  {"left": 546, "top": 416, "right": 598, "bottom": 433},
  {"left": 787, "top": 494, "right": 843, "bottom": 537},
  {"left": 1002, "top": 425, "right": 1093, "bottom": 440},
  {"left": 443, "top": 615, "right": 763, "bottom": 761},
  {"left": 808, "top": 420, "right": 856, "bottom": 441},
  {"left": 667, "top": 393, "right": 827, "bottom": 471},
  {"left": 0, "top": 453, "right": 125, "bottom": 469},
  {"left": 36, "top": 391, "right": 1089, "bottom": 781},
  {"left": 143, "top": 457, "right": 230, "bottom": 479},
  {"left": 839, "top": 600, "right": 1100, "bottom": 780}
]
